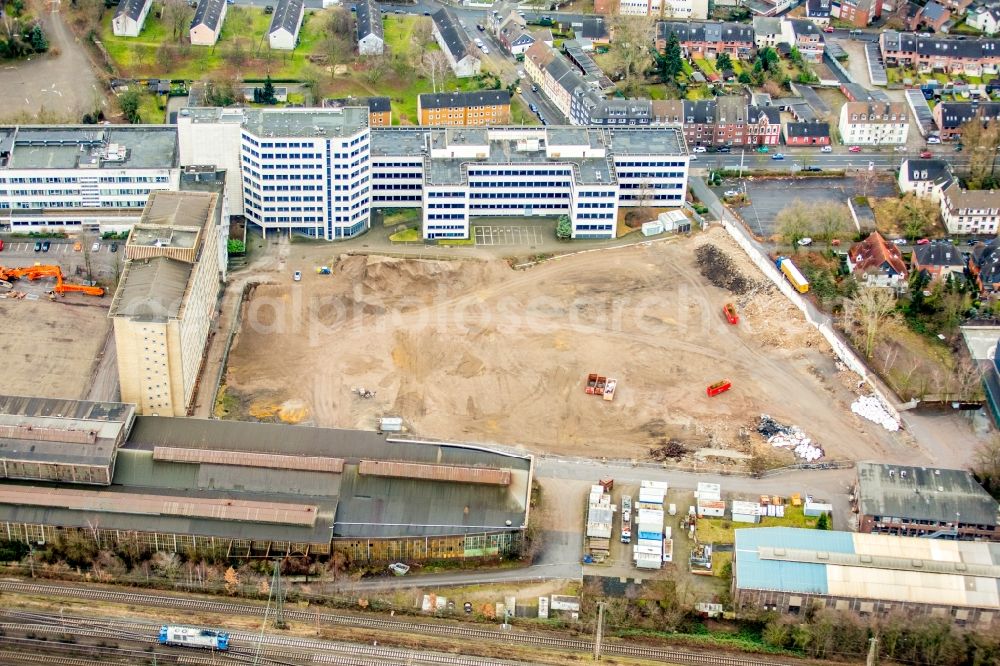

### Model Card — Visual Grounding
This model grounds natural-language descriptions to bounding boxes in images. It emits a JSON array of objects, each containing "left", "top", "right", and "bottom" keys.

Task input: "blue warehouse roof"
[{"left": 733, "top": 527, "right": 855, "bottom": 595}]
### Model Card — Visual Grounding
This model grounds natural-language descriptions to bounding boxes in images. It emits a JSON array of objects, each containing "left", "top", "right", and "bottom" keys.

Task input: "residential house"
[
  {"left": 598, "top": 0, "right": 709, "bottom": 20},
  {"left": 911, "top": 243, "right": 966, "bottom": 282},
  {"left": 783, "top": 121, "right": 831, "bottom": 145},
  {"left": 651, "top": 99, "right": 685, "bottom": 125},
  {"left": 839, "top": 101, "right": 910, "bottom": 145},
  {"left": 969, "top": 238, "right": 1000, "bottom": 292},
  {"left": 495, "top": 11, "right": 535, "bottom": 56},
  {"left": 910, "top": 1, "right": 952, "bottom": 32},
  {"left": 189, "top": 0, "right": 227, "bottom": 47},
  {"left": 578, "top": 97, "right": 653, "bottom": 126},
  {"left": 932, "top": 101, "right": 1000, "bottom": 141},
  {"left": 880, "top": 31, "right": 1000, "bottom": 76},
  {"left": 753, "top": 17, "right": 783, "bottom": 49},
  {"left": 417, "top": 91, "right": 511, "bottom": 126},
  {"left": 749, "top": 0, "right": 797, "bottom": 17},
  {"left": 569, "top": 17, "right": 611, "bottom": 49},
  {"left": 848, "top": 232, "right": 909, "bottom": 286},
  {"left": 524, "top": 41, "right": 557, "bottom": 90},
  {"left": 805, "top": 0, "right": 832, "bottom": 24},
  {"left": 940, "top": 181, "right": 1000, "bottom": 234},
  {"left": 967, "top": 5, "right": 1000, "bottom": 35},
  {"left": 682, "top": 96, "right": 750, "bottom": 147},
  {"left": 112, "top": 0, "right": 152, "bottom": 37},
  {"left": 267, "top": 0, "right": 304, "bottom": 50},
  {"left": 432, "top": 7, "right": 481, "bottom": 77},
  {"left": 655, "top": 21, "right": 755, "bottom": 58},
  {"left": 356, "top": 0, "right": 384, "bottom": 56},
  {"left": 782, "top": 18, "right": 825, "bottom": 62},
  {"left": 323, "top": 96, "right": 392, "bottom": 126},
  {"left": 897, "top": 158, "right": 954, "bottom": 202},
  {"left": 833, "top": 0, "right": 884, "bottom": 27},
  {"left": 747, "top": 105, "right": 782, "bottom": 145}
]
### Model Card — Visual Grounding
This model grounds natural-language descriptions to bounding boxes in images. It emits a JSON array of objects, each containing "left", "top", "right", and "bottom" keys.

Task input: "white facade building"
[
  {"left": 268, "top": 0, "right": 305, "bottom": 50},
  {"left": 0, "top": 126, "right": 179, "bottom": 234},
  {"left": 112, "top": 0, "right": 152, "bottom": 37},
  {"left": 897, "top": 158, "right": 953, "bottom": 203},
  {"left": 616, "top": 0, "right": 708, "bottom": 18},
  {"left": 940, "top": 182, "right": 1000, "bottom": 234},
  {"left": 839, "top": 101, "right": 910, "bottom": 146}
]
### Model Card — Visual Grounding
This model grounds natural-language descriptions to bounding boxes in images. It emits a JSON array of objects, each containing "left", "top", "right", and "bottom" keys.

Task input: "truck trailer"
[{"left": 775, "top": 256, "right": 809, "bottom": 293}]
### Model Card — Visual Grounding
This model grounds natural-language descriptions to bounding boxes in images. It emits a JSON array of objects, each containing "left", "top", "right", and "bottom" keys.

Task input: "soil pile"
[{"left": 694, "top": 244, "right": 763, "bottom": 295}]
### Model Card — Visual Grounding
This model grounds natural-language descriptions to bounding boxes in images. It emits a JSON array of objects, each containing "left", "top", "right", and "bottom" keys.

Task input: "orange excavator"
[{"left": 0, "top": 265, "right": 105, "bottom": 297}]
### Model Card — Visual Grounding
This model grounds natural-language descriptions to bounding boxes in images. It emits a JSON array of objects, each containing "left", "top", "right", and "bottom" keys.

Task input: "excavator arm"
[{"left": 0, "top": 265, "right": 104, "bottom": 297}]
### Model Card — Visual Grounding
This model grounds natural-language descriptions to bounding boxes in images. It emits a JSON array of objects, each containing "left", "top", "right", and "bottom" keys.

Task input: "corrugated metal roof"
[
  {"left": 0, "top": 485, "right": 318, "bottom": 526},
  {"left": 155, "top": 446, "right": 344, "bottom": 473},
  {"left": 735, "top": 527, "right": 854, "bottom": 595},
  {"left": 359, "top": 460, "right": 510, "bottom": 485}
]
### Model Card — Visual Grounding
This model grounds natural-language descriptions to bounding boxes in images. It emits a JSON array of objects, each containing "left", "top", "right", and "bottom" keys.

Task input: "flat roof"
[
  {"left": 4, "top": 127, "right": 178, "bottom": 170},
  {"left": 856, "top": 461, "right": 998, "bottom": 527},
  {"left": 242, "top": 108, "right": 368, "bottom": 138},
  {"left": 735, "top": 527, "right": 1000, "bottom": 609},
  {"left": 370, "top": 128, "right": 429, "bottom": 157},
  {"left": 139, "top": 190, "right": 215, "bottom": 231},
  {"left": 0, "top": 395, "right": 134, "bottom": 471},
  {"left": 606, "top": 127, "right": 687, "bottom": 155}
]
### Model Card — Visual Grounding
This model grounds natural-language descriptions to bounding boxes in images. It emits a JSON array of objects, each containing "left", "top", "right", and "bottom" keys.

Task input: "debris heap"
[
  {"left": 851, "top": 395, "right": 900, "bottom": 432},
  {"left": 695, "top": 244, "right": 762, "bottom": 295},
  {"left": 757, "top": 414, "right": 824, "bottom": 461}
]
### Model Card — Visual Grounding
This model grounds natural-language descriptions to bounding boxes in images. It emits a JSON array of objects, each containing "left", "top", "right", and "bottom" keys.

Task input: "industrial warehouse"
[
  {"left": 0, "top": 396, "right": 533, "bottom": 562},
  {"left": 733, "top": 527, "right": 1000, "bottom": 627}
]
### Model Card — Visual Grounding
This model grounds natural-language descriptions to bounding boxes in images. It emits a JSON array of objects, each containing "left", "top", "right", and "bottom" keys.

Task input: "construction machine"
[{"left": 0, "top": 265, "right": 104, "bottom": 297}]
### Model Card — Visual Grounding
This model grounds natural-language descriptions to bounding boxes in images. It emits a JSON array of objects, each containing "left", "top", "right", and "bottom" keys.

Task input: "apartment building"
[
  {"left": 839, "top": 101, "right": 910, "bottom": 145},
  {"left": 783, "top": 121, "right": 831, "bottom": 145},
  {"left": 911, "top": 243, "right": 965, "bottom": 282},
  {"left": 110, "top": 191, "right": 223, "bottom": 416},
  {"left": 525, "top": 42, "right": 623, "bottom": 125},
  {"left": 897, "top": 158, "right": 953, "bottom": 202},
  {"left": 880, "top": 31, "right": 1000, "bottom": 76},
  {"left": 681, "top": 96, "right": 757, "bottom": 147},
  {"left": 805, "top": 0, "right": 832, "bottom": 24},
  {"left": 597, "top": 0, "right": 709, "bottom": 19},
  {"left": 355, "top": 0, "right": 384, "bottom": 56},
  {"left": 418, "top": 91, "right": 512, "bottom": 126},
  {"left": 933, "top": 101, "right": 1000, "bottom": 141},
  {"left": 267, "top": 0, "right": 304, "bottom": 50},
  {"left": 940, "top": 181, "right": 1000, "bottom": 234},
  {"left": 189, "top": 0, "right": 228, "bottom": 47},
  {"left": 747, "top": 105, "right": 782, "bottom": 146},
  {"left": 432, "top": 7, "right": 481, "bottom": 78},
  {"left": 0, "top": 126, "right": 179, "bottom": 234},
  {"left": 782, "top": 18, "right": 825, "bottom": 62},
  {"left": 753, "top": 17, "right": 782, "bottom": 49},
  {"left": 655, "top": 21, "right": 754, "bottom": 58},
  {"left": 833, "top": 0, "right": 883, "bottom": 27}
]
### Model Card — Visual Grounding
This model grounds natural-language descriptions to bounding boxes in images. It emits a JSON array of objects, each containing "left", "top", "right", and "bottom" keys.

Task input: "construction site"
[
  {"left": 221, "top": 227, "right": 907, "bottom": 464},
  {"left": 0, "top": 261, "right": 111, "bottom": 399}
]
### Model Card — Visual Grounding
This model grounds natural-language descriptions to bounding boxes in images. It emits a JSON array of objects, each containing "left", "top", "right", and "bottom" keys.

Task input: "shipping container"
[{"left": 776, "top": 256, "right": 810, "bottom": 293}]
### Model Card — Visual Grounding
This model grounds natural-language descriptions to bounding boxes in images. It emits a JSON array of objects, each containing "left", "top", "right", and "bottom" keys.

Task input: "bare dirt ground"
[
  {"left": 0, "top": 298, "right": 110, "bottom": 399},
  {"left": 222, "top": 227, "right": 905, "bottom": 462}
]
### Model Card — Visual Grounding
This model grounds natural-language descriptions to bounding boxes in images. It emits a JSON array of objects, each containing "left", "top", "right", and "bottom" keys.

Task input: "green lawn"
[
  {"left": 511, "top": 96, "right": 540, "bottom": 125},
  {"left": 389, "top": 228, "right": 421, "bottom": 242},
  {"left": 696, "top": 506, "right": 820, "bottom": 545},
  {"left": 693, "top": 57, "right": 718, "bottom": 77},
  {"left": 137, "top": 93, "right": 166, "bottom": 124},
  {"left": 101, "top": 7, "right": 325, "bottom": 79}
]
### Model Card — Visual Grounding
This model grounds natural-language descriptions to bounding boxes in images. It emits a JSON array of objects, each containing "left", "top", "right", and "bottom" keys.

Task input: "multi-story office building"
[
  {"left": 0, "top": 126, "right": 179, "bottom": 234},
  {"left": 180, "top": 109, "right": 688, "bottom": 242},
  {"left": 179, "top": 107, "right": 372, "bottom": 240},
  {"left": 110, "top": 190, "right": 223, "bottom": 417}
]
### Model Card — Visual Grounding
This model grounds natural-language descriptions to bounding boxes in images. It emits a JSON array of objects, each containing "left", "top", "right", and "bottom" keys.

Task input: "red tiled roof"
[{"left": 848, "top": 231, "right": 908, "bottom": 277}]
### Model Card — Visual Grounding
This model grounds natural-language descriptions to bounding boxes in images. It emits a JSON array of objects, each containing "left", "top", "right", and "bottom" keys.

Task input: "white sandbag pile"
[
  {"left": 851, "top": 395, "right": 900, "bottom": 432},
  {"left": 757, "top": 415, "right": 824, "bottom": 461}
]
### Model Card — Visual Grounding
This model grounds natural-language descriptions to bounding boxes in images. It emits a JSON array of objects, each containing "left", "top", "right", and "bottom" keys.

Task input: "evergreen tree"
[
  {"left": 662, "top": 34, "right": 683, "bottom": 80},
  {"left": 716, "top": 52, "right": 732, "bottom": 72},
  {"left": 261, "top": 76, "right": 277, "bottom": 105},
  {"left": 119, "top": 90, "right": 142, "bottom": 124},
  {"left": 29, "top": 24, "right": 47, "bottom": 53},
  {"left": 815, "top": 512, "right": 829, "bottom": 530},
  {"left": 556, "top": 215, "right": 571, "bottom": 239}
]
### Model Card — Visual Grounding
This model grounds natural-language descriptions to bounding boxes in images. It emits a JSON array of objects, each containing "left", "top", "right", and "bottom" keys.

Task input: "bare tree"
[
  {"left": 366, "top": 53, "right": 391, "bottom": 84},
  {"left": 959, "top": 119, "right": 1000, "bottom": 189},
  {"left": 775, "top": 199, "right": 813, "bottom": 248},
  {"left": 325, "top": 6, "right": 353, "bottom": 37},
  {"left": 420, "top": 51, "right": 450, "bottom": 93},
  {"left": 161, "top": 0, "right": 194, "bottom": 42},
  {"left": 973, "top": 435, "right": 1000, "bottom": 499},
  {"left": 814, "top": 203, "right": 851, "bottom": 250},
  {"left": 844, "top": 286, "right": 897, "bottom": 359},
  {"left": 410, "top": 18, "right": 433, "bottom": 62},
  {"left": 881, "top": 192, "right": 939, "bottom": 240},
  {"left": 609, "top": 15, "right": 656, "bottom": 81}
]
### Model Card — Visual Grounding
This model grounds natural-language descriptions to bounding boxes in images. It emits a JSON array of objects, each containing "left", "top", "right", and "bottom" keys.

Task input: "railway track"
[{"left": 0, "top": 580, "right": 792, "bottom": 666}]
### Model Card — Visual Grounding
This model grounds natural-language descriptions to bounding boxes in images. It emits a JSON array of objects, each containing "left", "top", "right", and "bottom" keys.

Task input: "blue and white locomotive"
[{"left": 158, "top": 625, "right": 230, "bottom": 651}]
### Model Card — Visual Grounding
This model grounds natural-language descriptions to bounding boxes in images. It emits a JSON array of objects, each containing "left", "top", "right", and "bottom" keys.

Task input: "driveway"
[{"left": 0, "top": 4, "right": 103, "bottom": 120}]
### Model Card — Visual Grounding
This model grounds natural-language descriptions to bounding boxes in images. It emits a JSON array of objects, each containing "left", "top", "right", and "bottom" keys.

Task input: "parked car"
[
  {"left": 820, "top": 145, "right": 832, "bottom": 152},
  {"left": 34, "top": 241, "right": 41, "bottom": 252},
  {"left": 464, "top": 602, "right": 473, "bottom": 613},
  {"left": 723, "top": 189, "right": 740, "bottom": 197},
  {"left": 692, "top": 146, "right": 707, "bottom": 153},
  {"left": 916, "top": 238, "right": 931, "bottom": 245},
  {"left": 0, "top": 239, "right": 4, "bottom": 251},
  {"left": 73, "top": 241, "right": 81, "bottom": 251},
  {"left": 848, "top": 146, "right": 861, "bottom": 153},
  {"left": 92, "top": 242, "right": 100, "bottom": 252},
  {"left": 718, "top": 146, "right": 731, "bottom": 153},
  {"left": 756, "top": 145, "right": 769, "bottom": 153},
  {"left": 771, "top": 153, "right": 785, "bottom": 160},
  {"left": 477, "top": 23, "right": 485, "bottom": 31},
  {"left": 823, "top": 25, "right": 834, "bottom": 33},
  {"left": 531, "top": 84, "right": 538, "bottom": 92},
  {"left": 529, "top": 103, "right": 537, "bottom": 113},
  {"left": 920, "top": 150, "right": 933, "bottom": 158},
  {"left": 893, "top": 238, "right": 908, "bottom": 245},
  {"left": 481, "top": 45, "right": 490, "bottom": 54},
  {"left": 263, "top": 5, "right": 273, "bottom": 13},
  {"left": 927, "top": 135, "right": 941, "bottom": 144},
  {"left": 42, "top": 241, "right": 50, "bottom": 252},
  {"left": 803, "top": 166, "right": 822, "bottom": 172},
  {"left": 798, "top": 237, "right": 813, "bottom": 246},
  {"left": 293, "top": 270, "right": 302, "bottom": 281},
  {"left": 110, "top": 242, "right": 118, "bottom": 253}
]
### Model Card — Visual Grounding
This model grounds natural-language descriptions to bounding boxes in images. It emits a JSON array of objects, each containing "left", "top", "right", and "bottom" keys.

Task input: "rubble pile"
[
  {"left": 695, "top": 244, "right": 762, "bottom": 295},
  {"left": 851, "top": 395, "right": 900, "bottom": 432},
  {"left": 756, "top": 414, "right": 824, "bottom": 461}
]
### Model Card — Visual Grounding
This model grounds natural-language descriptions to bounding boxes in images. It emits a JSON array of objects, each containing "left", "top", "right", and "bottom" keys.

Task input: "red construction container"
[
  {"left": 585, "top": 373, "right": 598, "bottom": 394},
  {"left": 706, "top": 380, "right": 732, "bottom": 397},
  {"left": 723, "top": 303, "right": 739, "bottom": 325}
]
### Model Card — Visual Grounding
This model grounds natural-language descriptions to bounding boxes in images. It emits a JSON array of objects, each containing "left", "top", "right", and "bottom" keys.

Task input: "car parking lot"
[{"left": 473, "top": 225, "right": 548, "bottom": 247}]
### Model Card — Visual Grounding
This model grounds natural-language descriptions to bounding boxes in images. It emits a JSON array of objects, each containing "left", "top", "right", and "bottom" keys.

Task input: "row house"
[
  {"left": 747, "top": 105, "right": 782, "bottom": 146},
  {"left": 655, "top": 21, "right": 754, "bottom": 58},
  {"left": 932, "top": 101, "right": 1000, "bottom": 141},
  {"left": 880, "top": 31, "right": 1000, "bottom": 77},
  {"left": 940, "top": 181, "right": 1000, "bottom": 234},
  {"left": 838, "top": 101, "right": 910, "bottom": 145},
  {"left": 833, "top": 0, "right": 884, "bottom": 27},
  {"left": 783, "top": 121, "right": 831, "bottom": 145},
  {"left": 969, "top": 239, "right": 1000, "bottom": 292},
  {"left": 908, "top": 0, "right": 951, "bottom": 32},
  {"left": 677, "top": 96, "right": 780, "bottom": 147},
  {"left": 753, "top": 17, "right": 782, "bottom": 49},
  {"left": 597, "top": 0, "right": 709, "bottom": 20}
]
